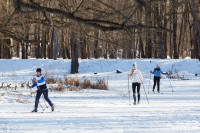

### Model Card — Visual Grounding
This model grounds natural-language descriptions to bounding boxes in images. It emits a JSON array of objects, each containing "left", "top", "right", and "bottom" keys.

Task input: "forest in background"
[{"left": 0, "top": 0, "right": 200, "bottom": 73}]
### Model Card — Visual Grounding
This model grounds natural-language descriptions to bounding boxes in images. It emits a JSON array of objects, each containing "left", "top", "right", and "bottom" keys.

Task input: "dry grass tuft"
[
  {"left": 91, "top": 80, "right": 108, "bottom": 90},
  {"left": 56, "top": 79, "right": 65, "bottom": 92},
  {"left": 69, "top": 85, "right": 81, "bottom": 91},
  {"left": 64, "top": 76, "right": 79, "bottom": 86},
  {"left": 79, "top": 79, "right": 91, "bottom": 89},
  {"left": 46, "top": 76, "right": 57, "bottom": 84}
]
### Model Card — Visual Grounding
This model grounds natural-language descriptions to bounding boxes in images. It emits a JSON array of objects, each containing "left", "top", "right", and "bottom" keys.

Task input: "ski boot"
[
  {"left": 51, "top": 104, "right": 55, "bottom": 112},
  {"left": 32, "top": 108, "right": 37, "bottom": 112}
]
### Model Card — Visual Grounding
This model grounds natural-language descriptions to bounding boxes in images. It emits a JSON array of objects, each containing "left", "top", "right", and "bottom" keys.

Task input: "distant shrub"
[
  {"left": 67, "top": 76, "right": 108, "bottom": 91},
  {"left": 45, "top": 75, "right": 108, "bottom": 92}
]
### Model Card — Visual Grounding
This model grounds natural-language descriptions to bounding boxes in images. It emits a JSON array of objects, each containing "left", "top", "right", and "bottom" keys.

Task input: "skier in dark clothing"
[
  {"left": 151, "top": 65, "right": 164, "bottom": 93},
  {"left": 29, "top": 68, "right": 54, "bottom": 112}
]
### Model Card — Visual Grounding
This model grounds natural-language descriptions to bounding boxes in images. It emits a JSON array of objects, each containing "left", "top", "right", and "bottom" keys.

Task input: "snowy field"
[{"left": 0, "top": 59, "right": 200, "bottom": 133}]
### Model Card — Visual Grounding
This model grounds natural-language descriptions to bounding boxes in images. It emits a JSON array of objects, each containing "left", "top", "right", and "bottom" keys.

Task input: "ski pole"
[
  {"left": 148, "top": 72, "right": 151, "bottom": 93},
  {"left": 141, "top": 82, "right": 149, "bottom": 104},
  {"left": 137, "top": 77, "right": 149, "bottom": 104},
  {"left": 41, "top": 91, "right": 48, "bottom": 108},
  {"left": 38, "top": 86, "right": 48, "bottom": 108},
  {"left": 169, "top": 78, "right": 174, "bottom": 92},
  {"left": 128, "top": 76, "right": 130, "bottom": 105}
]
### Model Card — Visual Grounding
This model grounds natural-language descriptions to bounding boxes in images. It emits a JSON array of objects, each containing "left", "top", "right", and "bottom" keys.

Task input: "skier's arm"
[
  {"left": 161, "top": 69, "right": 164, "bottom": 74},
  {"left": 150, "top": 69, "right": 155, "bottom": 74},
  {"left": 31, "top": 81, "right": 37, "bottom": 88},
  {"left": 161, "top": 70, "right": 168, "bottom": 75}
]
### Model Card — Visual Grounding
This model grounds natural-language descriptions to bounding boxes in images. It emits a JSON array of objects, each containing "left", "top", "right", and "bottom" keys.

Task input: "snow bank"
[{"left": 0, "top": 59, "right": 199, "bottom": 74}]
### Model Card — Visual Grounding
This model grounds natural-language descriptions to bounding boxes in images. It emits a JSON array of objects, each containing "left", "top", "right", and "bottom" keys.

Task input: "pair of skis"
[
  {"left": 152, "top": 91, "right": 164, "bottom": 94},
  {"left": 23, "top": 110, "right": 60, "bottom": 113}
]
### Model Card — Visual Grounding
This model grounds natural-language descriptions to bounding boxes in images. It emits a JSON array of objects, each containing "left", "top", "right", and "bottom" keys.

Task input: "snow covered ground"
[{"left": 0, "top": 59, "right": 200, "bottom": 133}]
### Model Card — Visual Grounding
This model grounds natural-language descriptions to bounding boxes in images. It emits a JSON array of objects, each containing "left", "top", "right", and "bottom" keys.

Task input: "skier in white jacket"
[{"left": 128, "top": 62, "right": 143, "bottom": 105}]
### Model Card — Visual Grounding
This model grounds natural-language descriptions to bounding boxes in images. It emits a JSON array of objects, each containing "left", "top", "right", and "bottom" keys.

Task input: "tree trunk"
[
  {"left": 139, "top": 36, "right": 145, "bottom": 58},
  {"left": 87, "top": 37, "right": 90, "bottom": 59},
  {"left": 80, "top": 32, "right": 87, "bottom": 59},
  {"left": 61, "top": 31, "right": 66, "bottom": 59},
  {"left": 21, "top": 39, "right": 25, "bottom": 59},
  {"left": 37, "top": 25, "right": 41, "bottom": 58},
  {"left": 127, "top": 34, "right": 134, "bottom": 59},
  {"left": 94, "top": 31, "right": 99, "bottom": 59},
  {"left": 65, "top": 30, "right": 71, "bottom": 59},
  {"left": 190, "top": 0, "right": 200, "bottom": 60},
  {"left": 0, "top": 42, "right": 1, "bottom": 59},
  {"left": 71, "top": 32, "right": 79, "bottom": 74},
  {"left": 16, "top": 42, "right": 20, "bottom": 58},
  {"left": 53, "top": 27, "right": 57, "bottom": 60},
  {"left": 43, "top": 31, "right": 47, "bottom": 59},
  {"left": 49, "top": 29, "right": 54, "bottom": 59},
  {"left": 146, "top": 2, "right": 152, "bottom": 58},
  {"left": 173, "top": 1, "right": 179, "bottom": 59}
]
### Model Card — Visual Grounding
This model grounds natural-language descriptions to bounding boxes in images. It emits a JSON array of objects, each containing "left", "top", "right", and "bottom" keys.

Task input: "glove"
[{"left": 150, "top": 71, "right": 152, "bottom": 73}]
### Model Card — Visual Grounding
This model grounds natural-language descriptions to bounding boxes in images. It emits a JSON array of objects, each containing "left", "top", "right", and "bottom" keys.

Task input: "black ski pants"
[
  {"left": 132, "top": 83, "right": 140, "bottom": 102},
  {"left": 153, "top": 76, "right": 160, "bottom": 92},
  {"left": 35, "top": 89, "right": 53, "bottom": 109}
]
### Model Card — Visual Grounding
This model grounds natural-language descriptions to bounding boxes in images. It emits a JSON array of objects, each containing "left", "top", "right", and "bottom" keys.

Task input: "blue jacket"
[{"left": 152, "top": 68, "right": 163, "bottom": 77}]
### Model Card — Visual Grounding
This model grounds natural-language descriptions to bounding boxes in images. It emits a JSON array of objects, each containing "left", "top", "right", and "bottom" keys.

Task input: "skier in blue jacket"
[
  {"left": 151, "top": 65, "right": 164, "bottom": 93},
  {"left": 29, "top": 68, "right": 54, "bottom": 112}
]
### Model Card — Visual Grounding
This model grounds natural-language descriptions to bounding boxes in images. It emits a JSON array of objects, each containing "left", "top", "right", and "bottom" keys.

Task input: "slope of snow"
[{"left": 0, "top": 59, "right": 200, "bottom": 133}]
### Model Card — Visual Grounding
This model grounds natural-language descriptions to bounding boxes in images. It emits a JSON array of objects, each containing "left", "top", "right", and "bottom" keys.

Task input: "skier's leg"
[
  {"left": 137, "top": 83, "right": 141, "bottom": 103},
  {"left": 35, "top": 90, "right": 42, "bottom": 109},
  {"left": 132, "top": 83, "right": 136, "bottom": 105},
  {"left": 153, "top": 76, "right": 156, "bottom": 91},
  {"left": 42, "top": 90, "right": 53, "bottom": 107},
  {"left": 157, "top": 77, "right": 160, "bottom": 92}
]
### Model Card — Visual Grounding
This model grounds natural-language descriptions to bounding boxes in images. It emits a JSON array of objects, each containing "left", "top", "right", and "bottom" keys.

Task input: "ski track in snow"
[{"left": 0, "top": 59, "right": 200, "bottom": 133}]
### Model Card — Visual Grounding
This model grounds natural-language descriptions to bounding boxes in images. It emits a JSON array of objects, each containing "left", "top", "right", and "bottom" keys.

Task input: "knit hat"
[
  {"left": 133, "top": 62, "right": 137, "bottom": 68},
  {"left": 36, "top": 68, "right": 42, "bottom": 73},
  {"left": 156, "top": 64, "right": 160, "bottom": 69}
]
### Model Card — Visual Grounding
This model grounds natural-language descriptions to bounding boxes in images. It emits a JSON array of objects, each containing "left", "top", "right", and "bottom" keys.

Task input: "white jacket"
[
  {"left": 130, "top": 69, "right": 143, "bottom": 83},
  {"left": 32, "top": 74, "right": 46, "bottom": 88}
]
